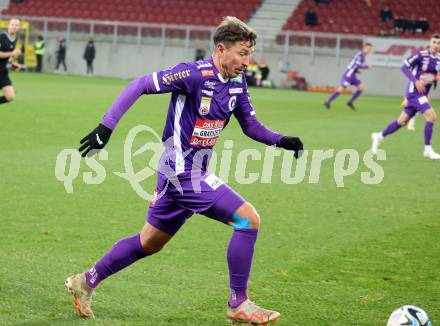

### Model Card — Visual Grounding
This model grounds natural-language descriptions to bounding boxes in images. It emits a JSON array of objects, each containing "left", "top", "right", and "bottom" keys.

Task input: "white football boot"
[
  {"left": 65, "top": 273, "right": 95, "bottom": 318},
  {"left": 371, "top": 132, "right": 384, "bottom": 154},
  {"left": 423, "top": 146, "right": 440, "bottom": 159},
  {"left": 227, "top": 299, "right": 280, "bottom": 325}
]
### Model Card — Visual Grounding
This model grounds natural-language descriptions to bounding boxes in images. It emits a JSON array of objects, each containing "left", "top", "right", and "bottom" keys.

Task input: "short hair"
[
  {"left": 213, "top": 16, "right": 257, "bottom": 47},
  {"left": 364, "top": 42, "right": 372, "bottom": 47},
  {"left": 431, "top": 34, "right": 440, "bottom": 39}
]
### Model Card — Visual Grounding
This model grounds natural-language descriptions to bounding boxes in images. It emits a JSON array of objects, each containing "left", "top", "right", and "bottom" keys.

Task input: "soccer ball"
[{"left": 387, "top": 305, "right": 431, "bottom": 326}]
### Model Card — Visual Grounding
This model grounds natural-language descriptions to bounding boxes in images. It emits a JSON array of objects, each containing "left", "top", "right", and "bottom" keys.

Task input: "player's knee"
[
  {"left": 397, "top": 117, "right": 408, "bottom": 125},
  {"left": 139, "top": 232, "right": 167, "bottom": 254},
  {"left": 140, "top": 238, "right": 165, "bottom": 254},
  {"left": 427, "top": 112, "right": 437, "bottom": 123},
  {"left": 232, "top": 202, "right": 260, "bottom": 229},
  {"left": 249, "top": 210, "right": 260, "bottom": 229},
  {"left": 139, "top": 223, "right": 172, "bottom": 254},
  {"left": 358, "top": 85, "right": 365, "bottom": 91},
  {"left": 5, "top": 94, "right": 15, "bottom": 102}
]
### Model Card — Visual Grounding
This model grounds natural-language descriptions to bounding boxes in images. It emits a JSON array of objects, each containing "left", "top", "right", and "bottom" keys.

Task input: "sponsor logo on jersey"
[
  {"left": 199, "top": 97, "right": 212, "bottom": 115},
  {"left": 229, "top": 87, "right": 243, "bottom": 94},
  {"left": 162, "top": 69, "right": 191, "bottom": 85},
  {"left": 190, "top": 118, "right": 225, "bottom": 147},
  {"left": 204, "top": 80, "right": 216, "bottom": 89},
  {"left": 228, "top": 95, "right": 237, "bottom": 111},
  {"left": 197, "top": 62, "right": 213, "bottom": 69},
  {"left": 201, "top": 69, "right": 214, "bottom": 77},
  {"left": 201, "top": 89, "right": 213, "bottom": 97}
]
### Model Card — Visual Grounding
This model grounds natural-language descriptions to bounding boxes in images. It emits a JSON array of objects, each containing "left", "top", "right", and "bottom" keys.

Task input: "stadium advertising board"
[{"left": 365, "top": 37, "right": 427, "bottom": 68}]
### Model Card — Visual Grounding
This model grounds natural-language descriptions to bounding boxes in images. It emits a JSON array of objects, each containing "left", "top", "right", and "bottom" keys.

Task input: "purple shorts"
[
  {"left": 404, "top": 95, "right": 432, "bottom": 117},
  {"left": 147, "top": 172, "right": 245, "bottom": 235},
  {"left": 339, "top": 74, "right": 361, "bottom": 88}
]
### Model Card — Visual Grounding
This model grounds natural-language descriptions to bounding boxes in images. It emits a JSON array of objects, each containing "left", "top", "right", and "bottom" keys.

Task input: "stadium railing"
[{"left": 1, "top": 14, "right": 366, "bottom": 61}]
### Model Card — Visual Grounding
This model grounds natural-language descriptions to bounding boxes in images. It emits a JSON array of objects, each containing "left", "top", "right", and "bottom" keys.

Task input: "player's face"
[
  {"left": 363, "top": 45, "right": 372, "bottom": 55},
  {"left": 8, "top": 19, "right": 20, "bottom": 35},
  {"left": 429, "top": 37, "right": 440, "bottom": 55},
  {"left": 219, "top": 41, "right": 254, "bottom": 78}
]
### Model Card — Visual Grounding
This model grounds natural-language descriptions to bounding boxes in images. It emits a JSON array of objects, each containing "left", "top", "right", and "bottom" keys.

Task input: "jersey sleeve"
[
  {"left": 0, "top": 34, "right": 7, "bottom": 52},
  {"left": 401, "top": 52, "right": 422, "bottom": 83},
  {"left": 145, "top": 62, "right": 201, "bottom": 95},
  {"left": 404, "top": 52, "right": 422, "bottom": 68},
  {"left": 101, "top": 62, "right": 201, "bottom": 130},
  {"left": 233, "top": 77, "right": 283, "bottom": 146},
  {"left": 355, "top": 54, "right": 368, "bottom": 69}
]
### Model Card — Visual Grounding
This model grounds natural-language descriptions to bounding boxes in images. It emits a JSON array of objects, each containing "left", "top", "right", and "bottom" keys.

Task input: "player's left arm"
[
  {"left": 79, "top": 63, "right": 200, "bottom": 157},
  {"left": 356, "top": 56, "right": 370, "bottom": 70},
  {"left": 233, "top": 88, "right": 303, "bottom": 158}
]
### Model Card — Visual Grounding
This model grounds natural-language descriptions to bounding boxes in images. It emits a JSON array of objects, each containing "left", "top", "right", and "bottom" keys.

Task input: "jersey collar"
[{"left": 4, "top": 32, "right": 16, "bottom": 42}]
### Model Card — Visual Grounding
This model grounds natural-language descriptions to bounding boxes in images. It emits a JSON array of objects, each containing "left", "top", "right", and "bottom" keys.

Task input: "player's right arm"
[
  {"left": 78, "top": 63, "right": 200, "bottom": 157},
  {"left": 355, "top": 59, "right": 369, "bottom": 70},
  {"left": 0, "top": 48, "right": 20, "bottom": 59},
  {"left": 401, "top": 52, "right": 425, "bottom": 94}
]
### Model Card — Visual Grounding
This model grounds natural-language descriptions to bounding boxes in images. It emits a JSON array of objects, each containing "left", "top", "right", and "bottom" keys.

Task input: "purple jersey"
[
  {"left": 101, "top": 57, "right": 283, "bottom": 177},
  {"left": 343, "top": 51, "right": 368, "bottom": 78},
  {"left": 404, "top": 49, "right": 440, "bottom": 98}
]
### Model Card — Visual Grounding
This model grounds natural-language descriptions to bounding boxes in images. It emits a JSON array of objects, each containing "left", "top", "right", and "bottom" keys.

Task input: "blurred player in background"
[
  {"left": 405, "top": 43, "right": 438, "bottom": 131},
  {"left": 66, "top": 16, "right": 303, "bottom": 325},
  {"left": 0, "top": 18, "right": 21, "bottom": 105},
  {"left": 55, "top": 36, "right": 67, "bottom": 72},
  {"left": 324, "top": 43, "right": 373, "bottom": 110},
  {"left": 371, "top": 34, "right": 440, "bottom": 159}
]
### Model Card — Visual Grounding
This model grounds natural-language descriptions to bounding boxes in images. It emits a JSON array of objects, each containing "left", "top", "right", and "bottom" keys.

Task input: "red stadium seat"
[
  {"left": 0, "top": 0, "right": 263, "bottom": 27},
  {"left": 283, "top": 0, "right": 439, "bottom": 39}
]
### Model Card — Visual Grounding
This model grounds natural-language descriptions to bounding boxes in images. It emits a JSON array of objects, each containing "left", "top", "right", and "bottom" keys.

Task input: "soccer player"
[
  {"left": 406, "top": 80, "right": 438, "bottom": 131},
  {"left": 371, "top": 34, "right": 440, "bottom": 159},
  {"left": 0, "top": 18, "right": 21, "bottom": 105},
  {"left": 66, "top": 17, "right": 303, "bottom": 325},
  {"left": 324, "top": 43, "right": 373, "bottom": 110}
]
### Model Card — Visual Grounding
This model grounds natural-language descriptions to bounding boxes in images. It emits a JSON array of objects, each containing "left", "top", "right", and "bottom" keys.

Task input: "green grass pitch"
[{"left": 1, "top": 72, "right": 439, "bottom": 325}]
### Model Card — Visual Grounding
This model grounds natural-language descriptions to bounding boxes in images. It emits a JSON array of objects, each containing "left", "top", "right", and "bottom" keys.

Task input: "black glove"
[
  {"left": 278, "top": 136, "right": 304, "bottom": 159},
  {"left": 78, "top": 124, "right": 112, "bottom": 157}
]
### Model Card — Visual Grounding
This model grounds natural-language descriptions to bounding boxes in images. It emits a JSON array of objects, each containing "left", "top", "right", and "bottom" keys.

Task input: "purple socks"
[
  {"left": 348, "top": 90, "right": 362, "bottom": 104},
  {"left": 425, "top": 122, "right": 434, "bottom": 145},
  {"left": 381, "top": 120, "right": 434, "bottom": 145},
  {"left": 85, "top": 234, "right": 149, "bottom": 288},
  {"left": 229, "top": 288, "right": 249, "bottom": 309},
  {"left": 382, "top": 120, "right": 402, "bottom": 137},
  {"left": 83, "top": 228, "right": 260, "bottom": 309},
  {"left": 227, "top": 228, "right": 258, "bottom": 308},
  {"left": 326, "top": 91, "right": 340, "bottom": 105}
]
